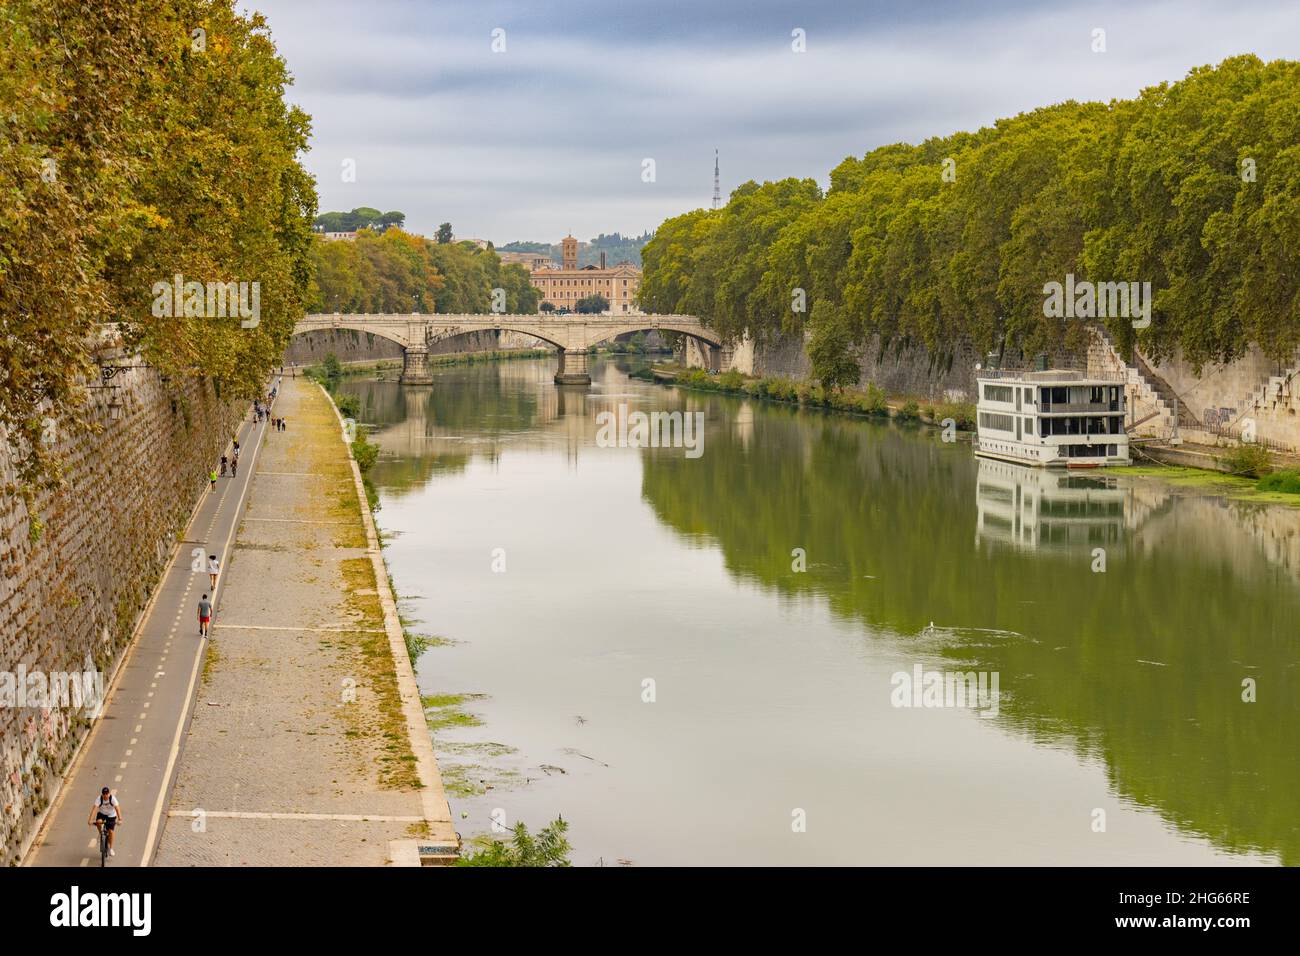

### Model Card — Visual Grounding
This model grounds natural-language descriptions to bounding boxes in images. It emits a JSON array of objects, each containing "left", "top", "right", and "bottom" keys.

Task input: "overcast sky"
[{"left": 245, "top": 0, "right": 1300, "bottom": 244}]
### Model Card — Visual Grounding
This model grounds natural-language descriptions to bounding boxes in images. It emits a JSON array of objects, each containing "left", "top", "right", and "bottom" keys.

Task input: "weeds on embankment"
[{"left": 654, "top": 365, "right": 976, "bottom": 430}]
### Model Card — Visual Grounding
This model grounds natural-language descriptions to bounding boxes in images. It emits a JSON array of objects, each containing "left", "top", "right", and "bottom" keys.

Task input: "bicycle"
[{"left": 95, "top": 818, "right": 111, "bottom": 867}]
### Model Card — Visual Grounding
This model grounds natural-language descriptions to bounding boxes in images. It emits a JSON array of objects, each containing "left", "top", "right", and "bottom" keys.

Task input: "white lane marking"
[
  {"left": 212, "top": 624, "right": 388, "bottom": 633},
  {"left": 165, "top": 810, "right": 426, "bottom": 822}
]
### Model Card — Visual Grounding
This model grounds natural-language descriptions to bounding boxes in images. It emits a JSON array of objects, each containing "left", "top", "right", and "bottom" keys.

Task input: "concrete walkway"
[
  {"left": 151, "top": 376, "right": 456, "bottom": 865},
  {"left": 27, "top": 400, "right": 272, "bottom": 866}
]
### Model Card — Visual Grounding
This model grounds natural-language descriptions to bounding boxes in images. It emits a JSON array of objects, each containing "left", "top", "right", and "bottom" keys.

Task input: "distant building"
[
  {"left": 530, "top": 236, "right": 641, "bottom": 313},
  {"left": 321, "top": 231, "right": 358, "bottom": 242},
  {"left": 498, "top": 250, "right": 553, "bottom": 270}
]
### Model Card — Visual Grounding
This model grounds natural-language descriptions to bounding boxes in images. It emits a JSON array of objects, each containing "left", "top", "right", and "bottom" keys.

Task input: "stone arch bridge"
[{"left": 293, "top": 313, "right": 728, "bottom": 385}]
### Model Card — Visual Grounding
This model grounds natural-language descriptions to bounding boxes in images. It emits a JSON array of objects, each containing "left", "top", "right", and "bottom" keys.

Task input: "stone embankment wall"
[
  {"left": 696, "top": 331, "right": 1078, "bottom": 404},
  {"left": 692, "top": 325, "right": 1299, "bottom": 451},
  {"left": 0, "top": 353, "right": 243, "bottom": 864}
]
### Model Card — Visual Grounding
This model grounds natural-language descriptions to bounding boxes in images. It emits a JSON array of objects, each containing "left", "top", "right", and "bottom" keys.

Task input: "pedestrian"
[
  {"left": 207, "top": 554, "right": 220, "bottom": 591},
  {"left": 209, "top": 468, "right": 217, "bottom": 491},
  {"left": 198, "top": 594, "right": 212, "bottom": 637},
  {"left": 280, "top": 417, "right": 286, "bottom": 432},
  {"left": 220, "top": 454, "right": 228, "bottom": 477},
  {"left": 231, "top": 453, "right": 238, "bottom": 478}
]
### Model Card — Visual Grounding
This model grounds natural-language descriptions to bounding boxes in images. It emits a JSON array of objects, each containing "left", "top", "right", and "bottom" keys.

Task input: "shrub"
[
  {"left": 1257, "top": 469, "right": 1300, "bottom": 494},
  {"left": 335, "top": 392, "right": 361, "bottom": 420},
  {"left": 1220, "top": 442, "right": 1273, "bottom": 478},
  {"left": 718, "top": 368, "right": 744, "bottom": 391},
  {"left": 933, "top": 401, "right": 976, "bottom": 430},
  {"left": 457, "top": 818, "right": 572, "bottom": 867},
  {"left": 898, "top": 400, "right": 921, "bottom": 421},
  {"left": 862, "top": 382, "right": 888, "bottom": 416}
]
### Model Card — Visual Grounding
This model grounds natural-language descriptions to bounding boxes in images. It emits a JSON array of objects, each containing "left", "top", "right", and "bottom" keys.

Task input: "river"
[{"left": 337, "top": 355, "right": 1298, "bottom": 866}]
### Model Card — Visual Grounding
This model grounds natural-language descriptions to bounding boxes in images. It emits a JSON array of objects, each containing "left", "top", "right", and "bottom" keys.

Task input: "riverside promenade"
[
  {"left": 23, "top": 374, "right": 457, "bottom": 866},
  {"left": 152, "top": 375, "right": 457, "bottom": 865}
]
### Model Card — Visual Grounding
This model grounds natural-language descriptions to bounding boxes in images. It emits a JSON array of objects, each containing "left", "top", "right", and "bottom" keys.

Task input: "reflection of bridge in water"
[{"left": 293, "top": 312, "right": 726, "bottom": 385}]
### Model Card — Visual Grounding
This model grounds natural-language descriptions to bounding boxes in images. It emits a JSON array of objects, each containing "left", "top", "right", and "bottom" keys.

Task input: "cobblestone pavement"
[{"left": 154, "top": 376, "right": 451, "bottom": 866}]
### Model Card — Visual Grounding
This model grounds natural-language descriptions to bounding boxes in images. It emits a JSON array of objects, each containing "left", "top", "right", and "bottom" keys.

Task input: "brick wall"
[{"left": 0, "top": 352, "right": 244, "bottom": 864}]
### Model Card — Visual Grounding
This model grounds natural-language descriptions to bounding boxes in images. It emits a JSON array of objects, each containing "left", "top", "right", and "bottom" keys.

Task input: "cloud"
[{"left": 246, "top": 0, "right": 1300, "bottom": 242}]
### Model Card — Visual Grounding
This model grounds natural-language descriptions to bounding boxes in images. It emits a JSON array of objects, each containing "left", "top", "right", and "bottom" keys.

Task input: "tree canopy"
[
  {"left": 308, "top": 228, "right": 540, "bottom": 315},
  {"left": 639, "top": 56, "right": 1300, "bottom": 380},
  {"left": 0, "top": 0, "right": 317, "bottom": 488},
  {"left": 314, "top": 207, "right": 404, "bottom": 233}
]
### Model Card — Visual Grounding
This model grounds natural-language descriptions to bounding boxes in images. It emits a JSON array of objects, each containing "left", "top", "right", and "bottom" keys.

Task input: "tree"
[
  {"left": 0, "top": 0, "right": 317, "bottom": 493},
  {"left": 575, "top": 294, "right": 609, "bottom": 314},
  {"left": 807, "top": 304, "right": 862, "bottom": 391},
  {"left": 539, "top": 301, "right": 556, "bottom": 312},
  {"left": 639, "top": 56, "right": 1300, "bottom": 375},
  {"left": 435, "top": 222, "right": 454, "bottom": 244}
]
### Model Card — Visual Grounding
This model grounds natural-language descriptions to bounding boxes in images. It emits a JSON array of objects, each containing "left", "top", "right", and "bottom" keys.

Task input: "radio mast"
[{"left": 712, "top": 149, "right": 721, "bottom": 210}]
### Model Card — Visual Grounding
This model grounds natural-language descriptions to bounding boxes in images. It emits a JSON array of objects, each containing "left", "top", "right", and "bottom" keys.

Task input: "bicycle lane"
[{"left": 25, "top": 406, "right": 271, "bottom": 867}]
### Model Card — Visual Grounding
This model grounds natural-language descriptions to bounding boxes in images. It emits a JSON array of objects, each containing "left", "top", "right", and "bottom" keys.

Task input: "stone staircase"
[
  {"left": 1087, "top": 326, "right": 1190, "bottom": 436},
  {"left": 1245, "top": 350, "right": 1300, "bottom": 416}
]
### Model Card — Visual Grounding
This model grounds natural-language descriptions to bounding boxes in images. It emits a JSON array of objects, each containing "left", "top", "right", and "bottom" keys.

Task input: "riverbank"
[
  {"left": 152, "top": 376, "right": 458, "bottom": 866},
  {"left": 644, "top": 362, "right": 976, "bottom": 430}
]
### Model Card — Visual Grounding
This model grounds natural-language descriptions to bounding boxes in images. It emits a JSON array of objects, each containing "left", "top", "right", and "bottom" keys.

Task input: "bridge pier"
[
  {"left": 554, "top": 348, "right": 591, "bottom": 386},
  {"left": 400, "top": 345, "right": 434, "bottom": 385}
]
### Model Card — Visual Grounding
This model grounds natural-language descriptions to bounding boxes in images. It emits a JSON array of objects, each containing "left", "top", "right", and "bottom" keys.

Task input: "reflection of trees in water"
[{"left": 641, "top": 405, "right": 1300, "bottom": 864}]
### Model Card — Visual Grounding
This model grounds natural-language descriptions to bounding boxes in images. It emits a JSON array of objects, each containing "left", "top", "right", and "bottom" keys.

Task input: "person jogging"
[
  {"left": 88, "top": 787, "right": 122, "bottom": 858},
  {"left": 209, "top": 468, "right": 218, "bottom": 491},
  {"left": 198, "top": 594, "right": 212, "bottom": 637},
  {"left": 207, "top": 554, "right": 220, "bottom": 591}
]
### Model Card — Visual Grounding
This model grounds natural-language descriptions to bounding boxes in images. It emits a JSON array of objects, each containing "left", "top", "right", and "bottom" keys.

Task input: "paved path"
[
  {"left": 152, "top": 376, "right": 455, "bottom": 865},
  {"left": 28, "top": 399, "right": 273, "bottom": 866}
]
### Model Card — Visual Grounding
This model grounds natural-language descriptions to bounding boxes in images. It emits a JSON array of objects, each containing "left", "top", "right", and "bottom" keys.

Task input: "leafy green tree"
[
  {"left": 435, "top": 222, "right": 454, "bottom": 244},
  {"left": 575, "top": 293, "right": 610, "bottom": 314},
  {"left": 0, "top": 0, "right": 316, "bottom": 493}
]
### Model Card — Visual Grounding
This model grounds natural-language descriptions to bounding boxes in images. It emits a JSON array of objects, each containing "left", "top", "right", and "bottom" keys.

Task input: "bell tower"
[{"left": 562, "top": 234, "right": 578, "bottom": 270}]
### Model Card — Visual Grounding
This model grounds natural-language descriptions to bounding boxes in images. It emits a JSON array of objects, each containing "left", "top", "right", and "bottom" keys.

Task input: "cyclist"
[{"left": 88, "top": 787, "right": 122, "bottom": 857}]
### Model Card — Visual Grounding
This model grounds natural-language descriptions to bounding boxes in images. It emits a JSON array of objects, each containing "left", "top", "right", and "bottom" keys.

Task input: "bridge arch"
[{"left": 291, "top": 313, "right": 726, "bottom": 386}]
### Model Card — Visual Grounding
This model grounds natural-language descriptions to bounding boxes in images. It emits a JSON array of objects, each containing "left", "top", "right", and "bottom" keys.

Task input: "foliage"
[
  {"left": 314, "top": 207, "right": 403, "bottom": 233},
  {"left": 351, "top": 431, "right": 379, "bottom": 473},
  {"left": 435, "top": 222, "right": 454, "bottom": 245},
  {"left": 1256, "top": 469, "right": 1300, "bottom": 494},
  {"left": 308, "top": 228, "right": 539, "bottom": 315},
  {"left": 0, "top": 0, "right": 317, "bottom": 489},
  {"left": 456, "top": 817, "right": 572, "bottom": 867},
  {"left": 1219, "top": 442, "right": 1273, "bottom": 478},
  {"left": 575, "top": 293, "right": 610, "bottom": 314},
  {"left": 639, "top": 57, "right": 1300, "bottom": 372}
]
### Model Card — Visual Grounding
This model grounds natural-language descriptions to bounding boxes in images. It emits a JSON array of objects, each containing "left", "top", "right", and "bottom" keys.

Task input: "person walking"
[
  {"left": 279, "top": 417, "right": 286, "bottom": 432},
  {"left": 209, "top": 468, "right": 218, "bottom": 491},
  {"left": 207, "top": 554, "right": 220, "bottom": 591},
  {"left": 198, "top": 594, "right": 212, "bottom": 637}
]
